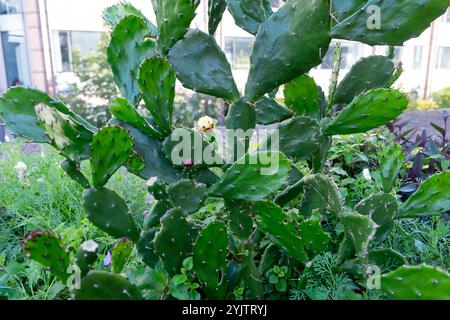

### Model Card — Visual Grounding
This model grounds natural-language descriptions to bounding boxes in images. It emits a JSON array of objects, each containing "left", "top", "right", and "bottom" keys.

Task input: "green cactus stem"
[
  {"left": 253, "top": 201, "right": 308, "bottom": 263},
  {"left": 107, "top": 15, "right": 156, "bottom": 106},
  {"left": 90, "top": 126, "right": 134, "bottom": 188},
  {"left": 82, "top": 188, "right": 140, "bottom": 241},
  {"left": 22, "top": 230, "right": 70, "bottom": 282},
  {"left": 245, "top": 0, "right": 331, "bottom": 102},
  {"left": 193, "top": 221, "right": 228, "bottom": 299},
  {"left": 74, "top": 271, "right": 143, "bottom": 300}
]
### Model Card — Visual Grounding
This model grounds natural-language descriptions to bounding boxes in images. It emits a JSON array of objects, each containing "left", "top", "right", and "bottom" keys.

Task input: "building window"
[
  {"left": 412, "top": 46, "right": 423, "bottom": 69},
  {"left": 436, "top": 47, "right": 450, "bottom": 69},
  {"left": 0, "top": 0, "right": 21, "bottom": 15},
  {"left": 224, "top": 37, "right": 254, "bottom": 69},
  {"left": 1, "top": 31, "right": 30, "bottom": 87},
  {"left": 55, "top": 30, "right": 103, "bottom": 73}
]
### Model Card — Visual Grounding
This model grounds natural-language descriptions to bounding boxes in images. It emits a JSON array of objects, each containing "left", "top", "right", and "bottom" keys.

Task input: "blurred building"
[{"left": 0, "top": 0, "right": 449, "bottom": 99}]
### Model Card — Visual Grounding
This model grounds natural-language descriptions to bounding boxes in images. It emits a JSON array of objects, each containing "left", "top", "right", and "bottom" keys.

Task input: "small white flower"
[
  {"left": 14, "top": 161, "right": 27, "bottom": 179},
  {"left": 196, "top": 116, "right": 216, "bottom": 133},
  {"left": 80, "top": 240, "right": 99, "bottom": 253},
  {"left": 362, "top": 168, "right": 372, "bottom": 182}
]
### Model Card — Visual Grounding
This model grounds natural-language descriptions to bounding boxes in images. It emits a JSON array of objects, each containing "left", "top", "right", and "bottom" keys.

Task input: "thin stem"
[{"left": 327, "top": 43, "right": 343, "bottom": 115}]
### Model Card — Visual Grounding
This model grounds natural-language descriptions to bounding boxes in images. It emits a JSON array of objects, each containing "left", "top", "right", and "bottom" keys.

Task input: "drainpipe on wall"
[
  {"left": 423, "top": 21, "right": 436, "bottom": 100},
  {"left": 37, "top": 0, "right": 55, "bottom": 94}
]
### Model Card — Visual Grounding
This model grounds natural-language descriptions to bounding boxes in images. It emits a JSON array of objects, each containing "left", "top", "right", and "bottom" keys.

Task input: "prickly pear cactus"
[
  {"left": 298, "top": 211, "right": 331, "bottom": 256},
  {"left": 111, "top": 238, "right": 134, "bottom": 273},
  {"left": 168, "top": 29, "right": 240, "bottom": 102},
  {"left": 381, "top": 265, "right": 450, "bottom": 300},
  {"left": 208, "top": 0, "right": 227, "bottom": 34},
  {"left": 103, "top": 1, "right": 158, "bottom": 36},
  {"left": 397, "top": 171, "right": 450, "bottom": 218},
  {"left": 154, "top": 209, "right": 197, "bottom": 275},
  {"left": 379, "top": 144, "right": 405, "bottom": 193},
  {"left": 245, "top": 0, "right": 331, "bottom": 101},
  {"left": 107, "top": 15, "right": 156, "bottom": 106},
  {"left": 74, "top": 271, "right": 143, "bottom": 300},
  {"left": 3, "top": 0, "right": 450, "bottom": 301},
  {"left": 22, "top": 230, "right": 70, "bottom": 282},
  {"left": 254, "top": 202, "right": 308, "bottom": 263},
  {"left": 193, "top": 222, "right": 228, "bottom": 299},
  {"left": 82, "top": 188, "right": 140, "bottom": 241},
  {"left": 138, "top": 57, "right": 175, "bottom": 136},
  {"left": 331, "top": 0, "right": 450, "bottom": 46},
  {"left": 335, "top": 55, "right": 395, "bottom": 104},
  {"left": 355, "top": 193, "right": 398, "bottom": 242},
  {"left": 109, "top": 98, "right": 162, "bottom": 139},
  {"left": 284, "top": 75, "right": 320, "bottom": 119},
  {"left": 341, "top": 212, "right": 377, "bottom": 258},
  {"left": 324, "top": 89, "right": 408, "bottom": 135},
  {"left": 60, "top": 159, "right": 91, "bottom": 189},
  {"left": 211, "top": 152, "right": 291, "bottom": 201},
  {"left": 90, "top": 126, "right": 134, "bottom": 188},
  {"left": 167, "top": 179, "right": 207, "bottom": 215},
  {"left": 151, "top": 0, "right": 196, "bottom": 55}
]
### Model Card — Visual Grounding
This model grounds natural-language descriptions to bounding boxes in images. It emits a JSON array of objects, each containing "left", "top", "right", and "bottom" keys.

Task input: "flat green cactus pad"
[
  {"left": 90, "top": 126, "right": 134, "bottom": 188},
  {"left": 137, "top": 228, "right": 160, "bottom": 268},
  {"left": 397, "top": 171, "right": 450, "bottom": 218},
  {"left": 245, "top": 0, "right": 330, "bottom": 102},
  {"left": 193, "top": 221, "right": 228, "bottom": 299},
  {"left": 102, "top": 1, "right": 158, "bottom": 36},
  {"left": 379, "top": 144, "right": 405, "bottom": 193},
  {"left": 208, "top": 0, "right": 227, "bottom": 34},
  {"left": 143, "top": 201, "right": 172, "bottom": 230},
  {"left": 107, "top": 15, "right": 156, "bottom": 106},
  {"left": 211, "top": 151, "right": 291, "bottom": 201},
  {"left": 369, "top": 248, "right": 406, "bottom": 273},
  {"left": 109, "top": 98, "right": 162, "bottom": 139},
  {"left": 22, "top": 230, "right": 70, "bottom": 282},
  {"left": 168, "top": 29, "right": 240, "bottom": 102},
  {"left": 332, "top": 0, "right": 450, "bottom": 46},
  {"left": 111, "top": 119, "right": 183, "bottom": 183},
  {"left": 264, "top": 116, "right": 323, "bottom": 161},
  {"left": 381, "top": 265, "right": 450, "bottom": 300},
  {"left": 0, "top": 87, "right": 55, "bottom": 142},
  {"left": 335, "top": 55, "right": 395, "bottom": 104},
  {"left": 36, "top": 104, "right": 95, "bottom": 162},
  {"left": 74, "top": 271, "right": 143, "bottom": 300},
  {"left": 111, "top": 238, "right": 134, "bottom": 274},
  {"left": 284, "top": 75, "right": 320, "bottom": 119},
  {"left": 324, "top": 88, "right": 408, "bottom": 135},
  {"left": 300, "top": 174, "right": 342, "bottom": 217},
  {"left": 341, "top": 212, "right": 377, "bottom": 258},
  {"left": 59, "top": 159, "right": 90, "bottom": 189},
  {"left": 355, "top": 193, "right": 398, "bottom": 242},
  {"left": 253, "top": 202, "right": 308, "bottom": 263},
  {"left": 168, "top": 179, "right": 207, "bottom": 215},
  {"left": 227, "top": 0, "right": 261, "bottom": 35},
  {"left": 82, "top": 188, "right": 140, "bottom": 241},
  {"left": 139, "top": 57, "right": 175, "bottom": 137},
  {"left": 254, "top": 97, "right": 293, "bottom": 125},
  {"left": 225, "top": 99, "right": 257, "bottom": 132},
  {"left": 299, "top": 211, "right": 331, "bottom": 256},
  {"left": 151, "top": 0, "right": 196, "bottom": 55},
  {"left": 154, "top": 209, "right": 197, "bottom": 275},
  {"left": 225, "top": 199, "right": 254, "bottom": 239}
]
